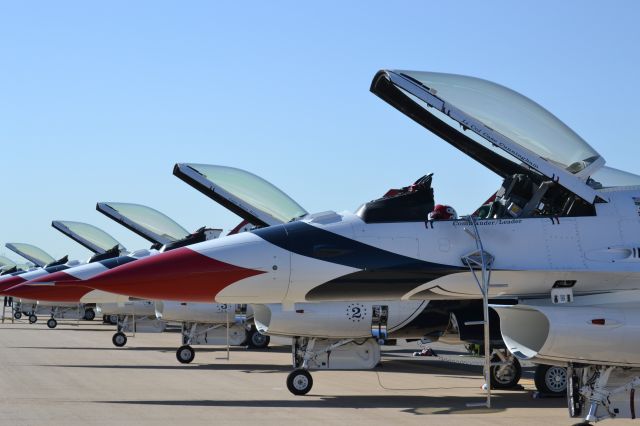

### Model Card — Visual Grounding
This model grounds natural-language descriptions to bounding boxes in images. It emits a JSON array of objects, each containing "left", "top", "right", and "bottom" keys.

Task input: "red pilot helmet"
[{"left": 428, "top": 204, "right": 458, "bottom": 220}]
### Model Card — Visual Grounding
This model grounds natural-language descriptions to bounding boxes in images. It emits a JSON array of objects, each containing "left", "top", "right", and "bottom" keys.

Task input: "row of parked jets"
[{"left": 1, "top": 69, "right": 639, "bottom": 424}]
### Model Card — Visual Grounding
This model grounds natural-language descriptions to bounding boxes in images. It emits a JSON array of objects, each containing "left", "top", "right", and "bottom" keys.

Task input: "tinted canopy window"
[
  {"left": 397, "top": 71, "right": 601, "bottom": 174},
  {"left": 0, "top": 255, "right": 16, "bottom": 269},
  {"left": 588, "top": 166, "right": 640, "bottom": 189},
  {"left": 5, "top": 242, "right": 55, "bottom": 267},
  {"left": 53, "top": 220, "right": 123, "bottom": 253},
  {"left": 184, "top": 164, "right": 307, "bottom": 224},
  {"left": 99, "top": 202, "right": 189, "bottom": 244}
]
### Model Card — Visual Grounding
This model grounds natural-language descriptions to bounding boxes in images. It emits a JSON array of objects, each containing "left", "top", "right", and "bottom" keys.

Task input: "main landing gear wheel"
[
  {"left": 247, "top": 328, "right": 270, "bottom": 349},
  {"left": 14, "top": 311, "right": 22, "bottom": 320},
  {"left": 112, "top": 332, "right": 127, "bottom": 347},
  {"left": 490, "top": 354, "right": 522, "bottom": 389},
  {"left": 83, "top": 308, "right": 96, "bottom": 321},
  {"left": 287, "top": 369, "right": 313, "bottom": 396},
  {"left": 109, "top": 315, "right": 118, "bottom": 325},
  {"left": 29, "top": 314, "right": 38, "bottom": 324},
  {"left": 47, "top": 318, "right": 57, "bottom": 329},
  {"left": 534, "top": 364, "right": 567, "bottom": 395},
  {"left": 176, "top": 345, "right": 195, "bottom": 364}
]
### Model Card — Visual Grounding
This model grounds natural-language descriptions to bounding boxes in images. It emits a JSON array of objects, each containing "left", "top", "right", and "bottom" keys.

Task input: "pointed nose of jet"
[
  {"left": 3, "top": 282, "right": 90, "bottom": 302},
  {"left": 0, "top": 276, "right": 27, "bottom": 293},
  {"left": 85, "top": 246, "right": 267, "bottom": 302}
]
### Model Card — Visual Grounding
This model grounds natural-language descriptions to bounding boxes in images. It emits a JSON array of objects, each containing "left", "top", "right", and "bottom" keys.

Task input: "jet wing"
[
  {"left": 52, "top": 220, "right": 125, "bottom": 254},
  {"left": 174, "top": 163, "right": 308, "bottom": 227},
  {"left": 5, "top": 242, "right": 56, "bottom": 267},
  {"left": 96, "top": 202, "right": 190, "bottom": 246},
  {"left": 371, "top": 70, "right": 602, "bottom": 204}
]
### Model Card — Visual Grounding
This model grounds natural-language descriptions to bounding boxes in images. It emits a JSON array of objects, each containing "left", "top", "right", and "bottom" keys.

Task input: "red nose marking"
[
  {"left": 86, "top": 247, "right": 266, "bottom": 302},
  {"left": 0, "top": 276, "right": 27, "bottom": 293},
  {"left": 3, "top": 282, "right": 91, "bottom": 302}
]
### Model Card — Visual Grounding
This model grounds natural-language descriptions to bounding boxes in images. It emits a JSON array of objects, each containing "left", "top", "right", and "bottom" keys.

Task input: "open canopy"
[
  {"left": 52, "top": 220, "right": 125, "bottom": 254},
  {"left": 96, "top": 202, "right": 190, "bottom": 246},
  {"left": 0, "top": 255, "right": 16, "bottom": 270},
  {"left": 371, "top": 70, "right": 604, "bottom": 203},
  {"left": 174, "top": 163, "right": 307, "bottom": 227},
  {"left": 5, "top": 242, "right": 55, "bottom": 267}
]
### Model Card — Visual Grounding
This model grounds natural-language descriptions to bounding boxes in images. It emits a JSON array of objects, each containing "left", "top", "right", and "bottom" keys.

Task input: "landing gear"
[
  {"left": 535, "top": 364, "right": 567, "bottom": 396},
  {"left": 14, "top": 311, "right": 22, "bottom": 320},
  {"left": 46, "top": 318, "right": 57, "bottom": 329},
  {"left": 176, "top": 345, "right": 195, "bottom": 364},
  {"left": 287, "top": 369, "right": 313, "bottom": 396},
  {"left": 247, "top": 327, "right": 270, "bottom": 349},
  {"left": 83, "top": 308, "right": 95, "bottom": 321},
  {"left": 112, "top": 332, "right": 127, "bottom": 347},
  {"left": 109, "top": 315, "right": 119, "bottom": 325},
  {"left": 489, "top": 350, "right": 521, "bottom": 389},
  {"left": 29, "top": 314, "right": 38, "bottom": 324},
  {"left": 287, "top": 336, "right": 380, "bottom": 396},
  {"left": 568, "top": 366, "right": 584, "bottom": 419}
]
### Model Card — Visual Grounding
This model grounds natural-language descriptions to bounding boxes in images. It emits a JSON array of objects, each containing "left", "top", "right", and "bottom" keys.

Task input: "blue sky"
[{"left": 1, "top": 1, "right": 639, "bottom": 261}]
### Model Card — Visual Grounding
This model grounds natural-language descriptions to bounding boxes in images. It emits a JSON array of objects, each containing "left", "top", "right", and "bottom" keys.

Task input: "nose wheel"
[
  {"left": 247, "top": 327, "right": 270, "bottom": 349},
  {"left": 83, "top": 308, "right": 96, "bottom": 321},
  {"left": 46, "top": 318, "right": 57, "bottom": 328},
  {"left": 112, "top": 332, "right": 127, "bottom": 347},
  {"left": 14, "top": 311, "right": 22, "bottom": 320},
  {"left": 29, "top": 314, "right": 38, "bottom": 324},
  {"left": 489, "top": 352, "right": 522, "bottom": 389},
  {"left": 286, "top": 369, "right": 313, "bottom": 395},
  {"left": 176, "top": 345, "right": 195, "bottom": 364}
]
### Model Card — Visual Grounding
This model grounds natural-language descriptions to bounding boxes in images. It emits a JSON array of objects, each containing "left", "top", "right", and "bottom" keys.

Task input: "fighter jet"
[
  {"left": 80, "top": 70, "right": 640, "bottom": 420},
  {"left": 0, "top": 242, "right": 86, "bottom": 323},
  {"left": 17, "top": 204, "right": 270, "bottom": 358},
  {"left": 2, "top": 222, "right": 135, "bottom": 326},
  {"left": 69, "top": 164, "right": 518, "bottom": 393}
]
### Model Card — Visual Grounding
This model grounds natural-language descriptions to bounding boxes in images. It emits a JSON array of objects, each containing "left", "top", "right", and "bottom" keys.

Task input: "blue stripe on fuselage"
[{"left": 252, "top": 221, "right": 459, "bottom": 272}]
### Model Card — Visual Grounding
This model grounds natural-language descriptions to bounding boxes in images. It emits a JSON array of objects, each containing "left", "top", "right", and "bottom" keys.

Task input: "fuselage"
[{"left": 82, "top": 186, "right": 640, "bottom": 306}]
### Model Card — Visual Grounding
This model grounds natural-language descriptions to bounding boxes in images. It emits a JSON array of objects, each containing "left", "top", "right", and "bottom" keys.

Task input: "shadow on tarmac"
[{"left": 93, "top": 393, "right": 565, "bottom": 415}]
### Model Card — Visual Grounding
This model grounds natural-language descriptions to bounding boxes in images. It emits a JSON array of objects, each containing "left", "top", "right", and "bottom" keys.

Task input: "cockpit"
[
  {"left": 356, "top": 174, "right": 435, "bottom": 223},
  {"left": 5, "top": 242, "right": 57, "bottom": 267},
  {"left": 368, "top": 69, "right": 640, "bottom": 220},
  {"left": 52, "top": 220, "right": 127, "bottom": 262}
]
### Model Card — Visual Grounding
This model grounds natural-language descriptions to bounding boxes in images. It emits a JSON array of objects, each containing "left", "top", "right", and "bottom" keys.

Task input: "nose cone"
[
  {"left": 85, "top": 246, "right": 266, "bottom": 302},
  {"left": 0, "top": 276, "right": 26, "bottom": 293},
  {"left": 4, "top": 282, "right": 90, "bottom": 302}
]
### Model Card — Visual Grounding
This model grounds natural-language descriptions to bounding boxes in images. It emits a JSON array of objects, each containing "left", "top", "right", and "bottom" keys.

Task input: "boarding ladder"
[{"left": 460, "top": 215, "right": 504, "bottom": 409}]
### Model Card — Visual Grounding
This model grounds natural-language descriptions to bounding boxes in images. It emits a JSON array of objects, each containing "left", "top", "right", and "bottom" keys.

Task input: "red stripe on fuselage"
[
  {"left": 85, "top": 247, "right": 266, "bottom": 302},
  {"left": 3, "top": 282, "right": 91, "bottom": 302}
]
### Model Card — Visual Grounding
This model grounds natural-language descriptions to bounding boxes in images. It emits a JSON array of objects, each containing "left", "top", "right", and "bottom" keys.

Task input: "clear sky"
[{"left": 1, "top": 1, "right": 639, "bottom": 262}]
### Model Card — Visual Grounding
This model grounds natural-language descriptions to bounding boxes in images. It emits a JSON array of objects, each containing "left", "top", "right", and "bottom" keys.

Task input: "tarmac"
[{"left": 0, "top": 319, "right": 632, "bottom": 425}]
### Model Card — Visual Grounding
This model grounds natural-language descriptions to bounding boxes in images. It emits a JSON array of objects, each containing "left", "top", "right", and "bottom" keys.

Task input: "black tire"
[
  {"left": 112, "top": 332, "right": 127, "bottom": 347},
  {"left": 286, "top": 369, "right": 313, "bottom": 396},
  {"left": 109, "top": 315, "right": 119, "bottom": 326},
  {"left": 534, "top": 364, "right": 567, "bottom": 395},
  {"left": 14, "top": 311, "right": 22, "bottom": 320},
  {"left": 29, "top": 314, "right": 38, "bottom": 324},
  {"left": 490, "top": 354, "right": 522, "bottom": 389},
  {"left": 247, "top": 329, "right": 270, "bottom": 349},
  {"left": 83, "top": 308, "right": 96, "bottom": 321},
  {"left": 176, "top": 345, "right": 195, "bottom": 364},
  {"left": 46, "top": 318, "right": 57, "bottom": 329}
]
